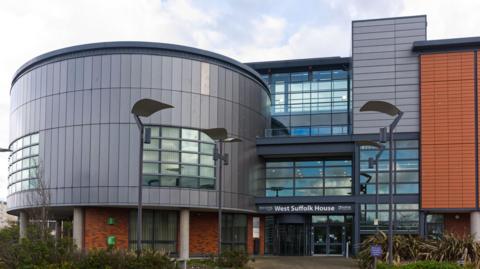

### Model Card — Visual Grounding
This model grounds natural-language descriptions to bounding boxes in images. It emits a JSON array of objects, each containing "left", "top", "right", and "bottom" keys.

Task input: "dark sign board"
[{"left": 257, "top": 204, "right": 354, "bottom": 214}]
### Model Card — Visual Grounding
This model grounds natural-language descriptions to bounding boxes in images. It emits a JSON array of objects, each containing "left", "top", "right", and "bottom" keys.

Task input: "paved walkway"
[{"left": 252, "top": 256, "right": 358, "bottom": 269}]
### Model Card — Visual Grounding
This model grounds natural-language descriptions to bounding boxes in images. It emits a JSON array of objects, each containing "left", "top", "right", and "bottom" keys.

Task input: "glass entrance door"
[
  {"left": 278, "top": 224, "right": 305, "bottom": 256},
  {"left": 312, "top": 225, "right": 346, "bottom": 255}
]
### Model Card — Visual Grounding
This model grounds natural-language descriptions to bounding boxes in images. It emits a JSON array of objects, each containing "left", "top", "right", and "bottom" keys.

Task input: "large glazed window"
[
  {"left": 265, "top": 159, "right": 352, "bottom": 197},
  {"left": 264, "top": 69, "right": 351, "bottom": 137},
  {"left": 142, "top": 126, "right": 216, "bottom": 190},
  {"left": 360, "top": 203, "right": 419, "bottom": 234},
  {"left": 7, "top": 133, "right": 40, "bottom": 195},
  {"left": 222, "top": 214, "right": 247, "bottom": 251},
  {"left": 359, "top": 140, "right": 419, "bottom": 195},
  {"left": 129, "top": 210, "right": 177, "bottom": 252}
]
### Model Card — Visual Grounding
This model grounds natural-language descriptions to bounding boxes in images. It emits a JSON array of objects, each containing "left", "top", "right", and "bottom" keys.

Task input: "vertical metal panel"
[
  {"left": 73, "top": 125, "right": 82, "bottom": 188},
  {"left": 182, "top": 59, "right": 192, "bottom": 92},
  {"left": 110, "top": 89, "right": 120, "bottom": 122},
  {"left": 191, "top": 61, "right": 201, "bottom": 94},
  {"left": 141, "top": 55, "right": 152, "bottom": 89},
  {"left": 101, "top": 55, "right": 111, "bottom": 89},
  {"left": 162, "top": 57, "right": 172, "bottom": 90},
  {"left": 81, "top": 125, "right": 91, "bottom": 187},
  {"left": 39, "top": 97, "right": 46, "bottom": 130},
  {"left": 209, "top": 98, "right": 217, "bottom": 129},
  {"left": 225, "top": 69, "right": 233, "bottom": 100},
  {"left": 64, "top": 126, "right": 74, "bottom": 188},
  {"left": 75, "top": 58, "right": 84, "bottom": 91},
  {"left": 128, "top": 124, "right": 139, "bottom": 187},
  {"left": 209, "top": 64, "right": 218, "bottom": 97},
  {"left": 131, "top": 55, "right": 141, "bottom": 88},
  {"left": 40, "top": 65, "right": 47, "bottom": 96},
  {"left": 118, "top": 124, "right": 130, "bottom": 186},
  {"left": 89, "top": 125, "right": 100, "bottom": 188},
  {"left": 120, "top": 54, "right": 131, "bottom": 88},
  {"left": 119, "top": 89, "right": 131, "bottom": 123},
  {"left": 99, "top": 125, "right": 109, "bottom": 186},
  {"left": 200, "top": 62, "right": 210, "bottom": 95},
  {"left": 45, "top": 96, "right": 53, "bottom": 129},
  {"left": 161, "top": 90, "right": 173, "bottom": 124},
  {"left": 52, "top": 92, "right": 60, "bottom": 129},
  {"left": 200, "top": 95, "right": 209, "bottom": 128},
  {"left": 46, "top": 64, "right": 54, "bottom": 96},
  {"left": 100, "top": 89, "right": 110, "bottom": 123},
  {"left": 181, "top": 92, "right": 191, "bottom": 126},
  {"left": 191, "top": 94, "right": 200, "bottom": 128},
  {"left": 53, "top": 62, "right": 61, "bottom": 94},
  {"left": 92, "top": 56, "right": 102, "bottom": 89},
  {"left": 152, "top": 55, "right": 162, "bottom": 89},
  {"left": 91, "top": 90, "right": 101, "bottom": 124},
  {"left": 67, "top": 59, "right": 75, "bottom": 92},
  {"left": 108, "top": 124, "right": 119, "bottom": 200},
  {"left": 171, "top": 91, "right": 182, "bottom": 124},
  {"left": 218, "top": 67, "right": 226, "bottom": 99},
  {"left": 43, "top": 129, "right": 52, "bottom": 188},
  {"left": 66, "top": 92, "right": 75, "bottom": 126},
  {"left": 172, "top": 57, "right": 182, "bottom": 92},
  {"left": 83, "top": 57, "right": 92, "bottom": 90},
  {"left": 58, "top": 93, "right": 67, "bottom": 127},
  {"left": 111, "top": 55, "right": 121, "bottom": 88},
  {"left": 82, "top": 90, "right": 92, "bottom": 125},
  {"left": 74, "top": 91, "right": 83, "bottom": 125}
]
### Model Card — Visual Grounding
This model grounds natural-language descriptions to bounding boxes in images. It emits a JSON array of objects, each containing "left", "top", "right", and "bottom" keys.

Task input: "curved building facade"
[{"left": 8, "top": 42, "right": 270, "bottom": 254}]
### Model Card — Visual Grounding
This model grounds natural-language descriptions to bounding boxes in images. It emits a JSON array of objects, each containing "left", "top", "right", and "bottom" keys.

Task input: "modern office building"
[{"left": 6, "top": 14, "right": 480, "bottom": 257}]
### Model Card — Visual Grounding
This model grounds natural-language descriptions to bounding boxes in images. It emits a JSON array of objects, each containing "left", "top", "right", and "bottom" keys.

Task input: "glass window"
[
  {"left": 143, "top": 151, "right": 159, "bottom": 161},
  {"left": 161, "top": 164, "right": 179, "bottom": 175},
  {"left": 182, "top": 129, "right": 199, "bottom": 140},
  {"left": 161, "top": 152, "right": 179, "bottom": 163},
  {"left": 199, "top": 178, "right": 215, "bottom": 189},
  {"left": 266, "top": 168, "right": 293, "bottom": 178},
  {"left": 200, "top": 143, "right": 214, "bottom": 154},
  {"left": 181, "top": 153, "right": 198, "bottom": 164},
  {"left": 181, "top": 165, "right": 198, "bottom": 176},
  {"left": 313, "top": 71, "right": 331, "bottom": 81},
  {"left": 129, "top": 210, "right": 178, "bottom": 252},
  {"left": 295, "top": 189, "right": 323, "bottom": 196},
  {"left": 200, "top": 167, "right": 214, "bottom": 178},
  {"left": 266, "top": 179, "right": 293, "bottom": 188},
  {"left": 200, "top": 155, "right": 214, "bottom": 166},
  {"left": 181, "top": 141, "right": 198, "bottom": 152},
  {"left": 180, "top": 177, "right": 198, "bottom": 188},
  {"left": 144, "top": 139, "right": 160, "bottom": 149},
  {"left": 295, "top": 178, "right": 322, "bottom": 188},
  {"left": 161, "top": 176, "right": 178, "bottom": 187},
  {"left": 31, "top": 134, "right": 39, "bottom": 144},
  {"left": 162, "top": 127, "right": 180, "bottom": 138},
  {"left": 161, "top": 140, "right": 179, "bottom": 151},
  {"left": 332, "top": 70, "right": 348, "bottom": 80},
  {"left": 325, "top": 166, "right": 351, "bottom": 177},
  {"left": 143, "top": 163, "right": 158, "bottom": 174}
]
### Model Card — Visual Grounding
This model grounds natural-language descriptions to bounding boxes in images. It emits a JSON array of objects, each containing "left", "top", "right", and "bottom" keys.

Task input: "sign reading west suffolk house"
[{"left": 257, "top": 204, "right": 354, "bottom": 214}]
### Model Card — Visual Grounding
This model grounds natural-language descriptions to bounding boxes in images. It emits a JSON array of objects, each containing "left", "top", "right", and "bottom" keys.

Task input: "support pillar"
[
  {"left": 55, "top": 220, "right": 62, "bottom": 240},
  {"left": 19, "top": 211, "right": 28, "bottom": 240},
  {"left": 471, "top": 211, "right": 480, "bottom": 241},
  {"left": 73, "top": 207, "right": 84, "bottom": 250},
  {"left": 179, "top": 209, "right": 190, "bottom": 269}
]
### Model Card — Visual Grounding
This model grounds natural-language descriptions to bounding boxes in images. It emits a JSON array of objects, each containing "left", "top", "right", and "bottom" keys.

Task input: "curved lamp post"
[
  {"left": 358, "top": 141, "right": 385, "bottom": 232},
  {"left": 131, "top": 99, "right": 173, "bottom": 255},
  {"left": 201, "top": 128, "right": 242, "bottom": 256},
  {"left": 0, "top": 148, "right": 11, "bottom": 152},
  {"left": 360, "top": 101, "right": 403, "bottom": 265}
]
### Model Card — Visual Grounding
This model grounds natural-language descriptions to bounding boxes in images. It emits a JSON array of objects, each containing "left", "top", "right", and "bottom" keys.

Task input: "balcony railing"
[{"left": 264, "top": 125, "right": 350, "bottom": 137}]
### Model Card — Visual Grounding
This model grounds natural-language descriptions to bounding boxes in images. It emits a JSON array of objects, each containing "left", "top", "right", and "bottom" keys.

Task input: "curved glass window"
[
  {"left": 142, "top": 126, "right": 215, "bottom": 190},
  {"left": 7, "top": 133, "right": 40, "bottom": 195}
]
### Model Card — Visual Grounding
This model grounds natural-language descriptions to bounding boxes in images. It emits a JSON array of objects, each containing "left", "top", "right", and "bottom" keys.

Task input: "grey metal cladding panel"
[
  {"left": 53, "top": 62, "right": 60, "bottom": 94},
  {"left": 353, "top": 18, "right": 394, "bottom": 27},
  {"left": 353, "top": 51, "right": 395, "bottom": 60},
  {"left": 394, "top": 16, "right": 426, "bottom": 24},
  {"left": 99, "top": 187, "right": 107, "bottom": 203},
  {"left": 191, "top": 94, "right": 201, "bottom": 128},
  {"left": 396, "top": 64, "right": 418, "bottom": 72},
  {"left": 131, "top": 55, "right": 141, "bottom": 88},
  {"left": 72, "top": 126, "right": 82, "bottom": 188},
  {"left": 395, "top": 50, "right": 415, "bottom": 58},
  {"left": 99, "top": 125, "right": 109, "bottom": 186},
  {"left": 120, "top": 54, "right": 131, "bottom": 88},
  {"left": 75, "top": 58, "right": 84, "bottom": 91},
  {"left": 101, "top": 55, "right": 111, "bottom": 89},
  {"left": 353, "top": 79, "right": 394, "bottom": 88},
  {"left": 199, "top": 191, "right": 207, "bottom": 206},
  {"left": 225, "top": 70, "right": 233, "bottom": 101},
  {"left": 100, "top": 89, "right": 110, "bottom": 124},
  {"left": 160, "top": 90, "right": 173, "bottom": 125},
  {"left": 161, "top": 57, "right": 172, "bottom": 90},
  {"left": 91, "top": 90, "right": 101, "bottom": 124},
  {"left": 46, "top": 64, "right": 53, "bottom": 96},
  {"left": 150, "top": 90, "right": 162, "bottom": 124},
  {"left": 39, "top": 96, "right": 46, "bottom": 130},
  {"left": 396, "top": 91, "right": 418, "bottom": 98},
  {"left": 118, "top": 187, "right": 128, "bottom": 203},
  {"left": 181, "top": 59, "right": 192, "bottom": 92},
  {"left": 141, "top": 55, "right": 152, "bottom": 89},
  {"left": 217, "top": 99, "right": 225, "bottom": 129},
  {"left": 111, "top": 55, "right": 121, "bottom": 88},
  {"left": 210, "top": 64, "right": 218, "bottom": 97},
  {"left": 180, "top": 189, "right": 189, "bottom": 205},
  {"left": 181, "top": 92, "right": 191, "bottom": 126},
  {"left": 118, "top": 124, "right": 130, "bottom": 187},
  {"left": 66, "top": 59, "right": 76, "bottom": 92},
  {"left": 42, "top": 129, "right": 51, "bottom": 188},
  {"left": 208, "top": 192, "right": 217, "bottom": 207},
  {"left": 57, "top": 128, "right": 66, "bottom": 189},
  {"left": 81, "top": 126, "right": 91, "bottom": 187},
  {"left": 172, "top": 57, "right": 182, "bottom": 92},
  {"left": 128, "top": 124, "right": 140, "bottom": 187},
  {"left": 74, "top": 91, "right": 83, "bottom": 125},
  {"left": 395, "top": 22, "right": 426, "bottom": 31},
  {"left": 395, "top": 35, "right": 426, "bottom": 44},
  {"left": 64, "top": 126, "right": 74, "bottom": 188},
  {"left": 191, "top": 61, "right": 201, "bottom": 94},
  {"left": 119, "top": 89, "right": 131, "bottom": 122},
  {"left": 108, "top": 125, "right": 119, "bottom": 202},
  {"left": 395, "top": 29, "right": 425, "bottom": 38},
  {"left": 159, "top": 188, "right": 170, "bottom": 204},
  {"left": 83, "top": 57, "right": 92, "bottom": 90},
  {"left": 353, "top": 58, "right": 395, "bottom": 67},
  {"left": 110, "top": 89, "right": 120, "bottom": 122},
  {"left": 82, "top": 90, "right": 92, "bottom": 125},
  {"left": 200, "top": 95, "right": 209, "bottom": 127},
  {"left": 353, "top": 65, "right": 395, "bottom": 74},
  {"left": 354, "top": 72, "right": 395, "bottom": 81},
  {"left": 396, "top": 57, "right": 418, "bottom": 65},
  {"left": 169, "top": 189, "right": 180, "bottom": 205},
  {"left": 190, "top": 190, "right": 199, "bottom": 205},
  {"left": 89, "top": 125, "right": 100, "bottom": 188},
  {"left": 40, "top": 65, "right": 47, "bottom": 96},
  {"left": 218, "top": 67, "right": 226, "bottom": 99},
  {"left": 352, "top": 24, "right": 394, "bottom": 34},
  {"left": 396, "top": 77, "right": 418, "bottom": 85},
  {"left": 171, "top": 91, "right": 181, "bottom": 124},
  {"left": 90, "top": 187, "right": 99, "bottom": 204},
  {"left": 92, "top": 56, "right": 101, "bottom": 89},
  {"left": 232, "top": 72, "right": 239, "bottom": 103},
  {"left": 81, "top": 187, "right": 89, "bottom": 204},
  {"left": 353, "top": 45, "right": 395, "bottom": 54},
  {"left": 396, "top": 70, "right": 418, "bottom": 79},
  {"left": 152, "top": 56, "right": 162, "bottom": 89},
  {"left": 45, "top": 96, "right": 53, "bottom": 129},
  {"left": 59, "top": 60, "right": 68, "bottom": 92},
  {"left": 354, "top": 92, "right": 395, "bottom": 101},
  {"left": 353, "top": 31, "right": 395, "bottom": 41}
]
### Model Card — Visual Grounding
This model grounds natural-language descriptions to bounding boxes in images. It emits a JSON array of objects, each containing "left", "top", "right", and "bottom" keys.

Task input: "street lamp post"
[
  {"left": 131, "top": 99, "right": 173, "bottom": 256},
  {"left": 358, "top": 141, "right": 385, "bottom": 232},
  {"left": 201, "top": 128, "right": 241, "bottom": 256},
  {"left": 360, "top": 101, "right": 403, "bottom": 265}
]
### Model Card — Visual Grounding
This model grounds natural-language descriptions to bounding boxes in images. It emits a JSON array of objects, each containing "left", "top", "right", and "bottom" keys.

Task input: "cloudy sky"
[{"left": 0, "top": 0, "right": 479, "bottom": 201}]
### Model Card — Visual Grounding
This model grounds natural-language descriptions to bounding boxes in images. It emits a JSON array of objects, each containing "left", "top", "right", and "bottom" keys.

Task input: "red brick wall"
[
  {"left": 190, "top": 212, "right": 218, "bottom": 255},
  {"left": 247, "top": 215, "right": 264, "bottom": 255},
  {"left": 84, "top": 207, "right": 129, "bottom": 250},
  {"left": 444, "top": 213, "right": 470, "bottom": 237}
]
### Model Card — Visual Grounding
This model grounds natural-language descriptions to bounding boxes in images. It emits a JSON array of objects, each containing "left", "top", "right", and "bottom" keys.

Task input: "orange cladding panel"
[{"left": 420, "top": 51, "right": 476, "bottom": 209}]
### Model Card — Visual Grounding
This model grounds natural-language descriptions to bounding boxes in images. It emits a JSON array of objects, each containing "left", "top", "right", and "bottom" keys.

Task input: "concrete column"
[
  {"left": 19, "top": 211, "right": 28, "bottom": 240},
  {"left": 55, "top": 220, "right": 62, "bottom": 240},
  {"left": 471, "top": 211, "right": 480, "bottom": 241},
  {"left": 179, "top": 209, "right": 190, "bottom": 268},
  {"left": 73, "top": 207, "right": 84, "bottom": 249}
]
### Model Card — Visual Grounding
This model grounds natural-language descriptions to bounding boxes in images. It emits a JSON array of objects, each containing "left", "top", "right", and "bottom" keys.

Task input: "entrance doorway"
[
  {"left": 311, "top": 215, "right": 352, "bottom": 256},
  {"left": 278, "top": 224, "right": 305, "bottom": 256}
]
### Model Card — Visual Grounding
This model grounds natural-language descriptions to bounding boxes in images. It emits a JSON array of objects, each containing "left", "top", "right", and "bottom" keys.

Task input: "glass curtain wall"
[
  {"left": 359, "top": 140, "right": 419, "bottom": 195},
  {"left": 360, "top": 203, "right": 419, "bottom": 234},
  {"left": 265, "top": 70, "right": 350, "bottom": 137},
  {"left": 222, "top": 214, "right": 247, "bottom": 251},
  {"left": 129, "top": 210, "right": 178, "bottom": 252},
  {"left": 7, "top": 133, "right": 40, "bottom": 195},
  {"left": 265, "top": 160, "right": 352, "bottom": 197},
  {"left": 142, "top": 126, "right": 216, "bottom": 190}
]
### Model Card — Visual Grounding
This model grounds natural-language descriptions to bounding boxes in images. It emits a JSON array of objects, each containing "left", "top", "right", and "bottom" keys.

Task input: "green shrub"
[{"left": 216, "top": 250, "right": 251, "bottom": 269}]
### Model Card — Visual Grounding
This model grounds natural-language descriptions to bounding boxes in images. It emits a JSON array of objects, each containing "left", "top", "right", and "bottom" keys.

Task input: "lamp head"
[
  {"left": 131, "top": 98, "right": 173, "bottom": 117},
  {"left": 201, "top": 128, "right": 228, "bottom": 141},
  {"left": 360, "top": 100, "right": 401, "bottom": 117}
]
